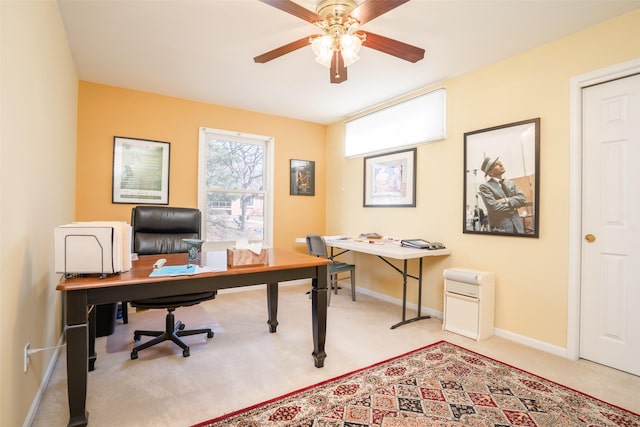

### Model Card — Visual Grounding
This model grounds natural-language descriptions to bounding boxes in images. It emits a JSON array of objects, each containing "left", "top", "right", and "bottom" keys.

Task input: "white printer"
[{"left": 54, "top": 221, "right": 132, "bottom": 277}]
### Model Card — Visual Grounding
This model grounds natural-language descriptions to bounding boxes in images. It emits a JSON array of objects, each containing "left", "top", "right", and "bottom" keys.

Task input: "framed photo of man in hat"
[{"left": 463, "top": 118, "right": 540, "bottom": 237}]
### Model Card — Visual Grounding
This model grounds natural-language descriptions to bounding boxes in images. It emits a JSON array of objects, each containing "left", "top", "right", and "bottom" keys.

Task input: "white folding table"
[{"left": 324, "top": 238, "right": 451, "bottom": 328}]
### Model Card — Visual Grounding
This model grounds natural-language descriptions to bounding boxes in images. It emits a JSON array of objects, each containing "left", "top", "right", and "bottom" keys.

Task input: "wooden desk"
[
  {"left": 325, "top": 238, "right": 451, "bottom": 329},
  {"left": 56, "top": 248, "right": 330, "bottom": 427}
]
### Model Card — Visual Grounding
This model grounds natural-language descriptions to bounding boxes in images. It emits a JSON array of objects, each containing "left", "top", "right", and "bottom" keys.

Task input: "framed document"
[{"left": 112, "top": 136, "right": 170, "bottom": 204}]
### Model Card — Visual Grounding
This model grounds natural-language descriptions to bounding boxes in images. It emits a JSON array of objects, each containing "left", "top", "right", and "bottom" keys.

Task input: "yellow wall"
[
  {"left": 1, "top": 1, "right": 78, "bottom": 425},
  {"left": 326, "top": 9, "right": 640, "bottom": 349},
  {"left": 76, "top": 82, "right": 327, "bottom": 251}
]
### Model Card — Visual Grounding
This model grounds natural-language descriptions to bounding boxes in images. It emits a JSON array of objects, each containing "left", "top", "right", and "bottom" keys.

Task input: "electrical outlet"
[{"left": 24, "top": 343, "right": 30, "bottom": 373}]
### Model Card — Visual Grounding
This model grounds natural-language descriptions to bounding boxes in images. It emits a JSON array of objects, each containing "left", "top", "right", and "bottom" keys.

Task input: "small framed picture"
[
  {"left": 463, "top": 118, "right": 540, "bottom": 237},
  {"left": 112, "top": 136, "right": 170, "bottom": 204},
  {"left": 363, "top": 148, "right": 417, "bottom": 207},
  {"left": 290, "top": 159, "right": 315, "bottom": 196}
]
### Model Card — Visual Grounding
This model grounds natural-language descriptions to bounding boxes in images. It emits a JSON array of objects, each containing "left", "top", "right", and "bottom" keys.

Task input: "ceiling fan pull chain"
[{"left": 334, "top": 51, "right": 341, "bottom": 78}]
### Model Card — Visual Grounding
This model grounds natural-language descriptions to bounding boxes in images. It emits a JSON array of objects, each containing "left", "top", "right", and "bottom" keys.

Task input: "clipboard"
[
  {"left": 400, "top": 239, "right": 432, "bottom": 249},
  {"left": 401, "top": 239, "right": 446, "bottom": 250}
]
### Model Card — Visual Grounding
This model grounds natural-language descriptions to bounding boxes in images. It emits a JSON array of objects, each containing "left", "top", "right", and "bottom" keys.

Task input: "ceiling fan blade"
[
  {"left": 330, "top": 51, "right": 348, "bottom": 84},
  {"left": 349, "top": 0, "right": 410, "bottom": 26},
  {"left": 360, "top": 31, "right": 425, "bottom": 63},
  {"left": 258, "top": 0, "right": 323, "bottom": 23},
  {"left": 254, "top": 36, "right": 313, "bottom": 63}
]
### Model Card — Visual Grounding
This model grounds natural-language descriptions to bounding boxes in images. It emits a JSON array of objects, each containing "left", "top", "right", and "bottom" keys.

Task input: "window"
[
  {"left": 198, "top": 128, "right": 274, "bottom": 247},
  {"left": 345, "top": 88, "right": 446, "bottom": 157}
]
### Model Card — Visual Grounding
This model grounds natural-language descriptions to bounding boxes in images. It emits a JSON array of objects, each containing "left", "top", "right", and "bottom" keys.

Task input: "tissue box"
[{"left": 227, "top": 248, "right": 268, "bottom": 267}]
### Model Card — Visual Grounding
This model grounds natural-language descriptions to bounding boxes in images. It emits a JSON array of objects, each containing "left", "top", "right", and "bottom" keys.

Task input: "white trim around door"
[{"left": 567, "top": 57, "right": 640, "bottom": 360}]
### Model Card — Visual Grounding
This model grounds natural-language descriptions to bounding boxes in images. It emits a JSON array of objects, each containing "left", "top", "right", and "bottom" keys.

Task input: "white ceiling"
[{"left": 57, "top": 0, "right": 640, "bottom": 124}]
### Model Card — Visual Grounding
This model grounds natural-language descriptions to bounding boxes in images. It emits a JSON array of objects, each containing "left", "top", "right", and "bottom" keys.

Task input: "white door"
[{"left": 580, "top": 73, "right": 640, "bottom": 375}]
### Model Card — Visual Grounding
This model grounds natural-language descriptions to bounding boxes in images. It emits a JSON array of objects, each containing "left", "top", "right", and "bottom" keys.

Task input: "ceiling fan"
[{"left": 254, "top": 0, "right": 425, "bottom": 84}]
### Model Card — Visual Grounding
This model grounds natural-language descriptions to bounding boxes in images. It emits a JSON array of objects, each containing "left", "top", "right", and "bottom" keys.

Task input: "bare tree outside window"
[{"left": 202, "top": 137, "right": 268, "bottom": 243}]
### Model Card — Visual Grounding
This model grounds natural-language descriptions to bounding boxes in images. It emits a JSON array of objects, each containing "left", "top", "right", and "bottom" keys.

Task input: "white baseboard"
[
  {"left": 356, "top": 287, "right": 443, "bottom": 319},
  {"left": 493, "top": 328, "right": 567, "bottom": 357},
  {"left": 357, "top": 287, "right": 568, "bottom": 358},
  {"left": 23, "top": 335, "right": 65, "bottom": 427}
]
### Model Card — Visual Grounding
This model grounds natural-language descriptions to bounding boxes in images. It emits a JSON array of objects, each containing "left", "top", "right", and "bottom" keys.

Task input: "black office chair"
[
  {"left": 128, "top": 206, "right": 216, "bottom": 359},
  {"left": 306, "top": 234, "right": 356, "bottom": 305}
]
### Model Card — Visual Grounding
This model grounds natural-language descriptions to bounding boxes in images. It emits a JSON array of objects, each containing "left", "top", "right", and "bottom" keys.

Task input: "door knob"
[{"left": 584, "top": 234, "right": 596, "bottom": 243}]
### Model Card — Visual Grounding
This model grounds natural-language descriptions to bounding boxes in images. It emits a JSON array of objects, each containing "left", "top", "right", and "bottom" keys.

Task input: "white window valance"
[{"left": 345, "top": 88, "right": 446, "bottom": 157}]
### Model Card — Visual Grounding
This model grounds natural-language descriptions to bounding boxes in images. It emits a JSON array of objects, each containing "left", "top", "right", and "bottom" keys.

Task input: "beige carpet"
[
  {"left": 31, "top": 284, "right": 640, "bottom": 427},
  {"left": 105, "top": 304, "right": 214, "bottom": 357}
]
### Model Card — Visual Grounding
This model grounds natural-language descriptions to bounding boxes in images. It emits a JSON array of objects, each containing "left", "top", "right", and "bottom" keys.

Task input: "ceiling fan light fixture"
[
  {"left": 311, "top": 32, "right": 362, "bottom": 68},
  {"left": 340, "top": 34, "right": 361, "bottom": 66},
  {"left": 311, "top": 35, "right": 333, "bottom": 67}
]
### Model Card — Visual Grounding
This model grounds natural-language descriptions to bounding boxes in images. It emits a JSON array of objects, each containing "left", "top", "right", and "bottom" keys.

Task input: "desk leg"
[
  {"left": 88, "top": 306, "right": 97, "bottom": 371},
  {"left": 311, "top": 264, "right": 328, "bottom": 368},
  {"left": 402, "top": 260, "right": 408, "bottom": 322},
  {"left": 65, "top": 291, "right": 89, "bottom": 427},
  {"left": 417, "top": 257, "right": 423, "bottom": 318},
  {"left": 266, "top": 282, "right": 278, "bottom": 333}
]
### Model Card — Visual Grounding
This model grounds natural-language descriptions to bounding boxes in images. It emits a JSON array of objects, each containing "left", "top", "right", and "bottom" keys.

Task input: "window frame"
[{"left": 198, "top": 127, "right": 274, "bottom": 249}]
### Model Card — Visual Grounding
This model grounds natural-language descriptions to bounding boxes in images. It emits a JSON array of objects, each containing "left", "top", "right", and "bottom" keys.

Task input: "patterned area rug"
[{"left": 193, "top": 341, "right": 639, "bottom": 427}]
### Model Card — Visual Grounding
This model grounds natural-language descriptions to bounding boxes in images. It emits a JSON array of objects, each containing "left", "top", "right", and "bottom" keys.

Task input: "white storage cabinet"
[{"left": 442, "top": 268, "right": 495, "bottom": 340}]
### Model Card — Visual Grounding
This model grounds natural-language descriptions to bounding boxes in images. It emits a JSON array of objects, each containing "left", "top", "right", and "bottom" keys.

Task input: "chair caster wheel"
[
  {"left": 207, "top": 331, "right": 214, "bottom": 339},
  {"left": 131, "top": 351, "right": 138, "bottom": 360},
  {"left": 183, "top": 348, "right": 190, "bottom": 357}
]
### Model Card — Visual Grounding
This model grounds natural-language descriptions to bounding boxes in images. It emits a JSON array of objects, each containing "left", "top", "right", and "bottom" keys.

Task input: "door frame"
[{"left": 567, "top": 57, "right": 640, "bottom": 360}]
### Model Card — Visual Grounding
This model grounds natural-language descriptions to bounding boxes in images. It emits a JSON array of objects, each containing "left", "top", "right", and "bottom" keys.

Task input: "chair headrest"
[
  {"left": 131, "top": 206, "right": 202, "bottom": 254},
  {"left": 131, "top": 206, "right": 200, "bottom": 234}
]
